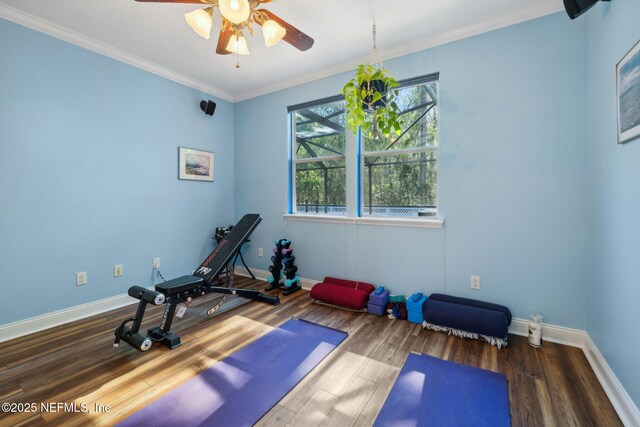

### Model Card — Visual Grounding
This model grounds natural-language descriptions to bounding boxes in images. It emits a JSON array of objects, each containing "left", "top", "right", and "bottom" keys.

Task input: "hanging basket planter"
[
  {"left": 361, "top": 79, "right": 388, "bottom": 110},
  {"left": 341, "top": 24, "right": 402, "bottom": 139},
  {"left": 342, "top": 64, "right": 402, "bottom": 138}
]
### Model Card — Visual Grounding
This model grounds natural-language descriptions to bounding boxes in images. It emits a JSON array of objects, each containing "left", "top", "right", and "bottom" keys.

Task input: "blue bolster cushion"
[
  {"left": 424, "top": 299, "right": 509, "bottom": 340},
  {"left": 429, "top": 293, "right": 512, "bottom": 325}
]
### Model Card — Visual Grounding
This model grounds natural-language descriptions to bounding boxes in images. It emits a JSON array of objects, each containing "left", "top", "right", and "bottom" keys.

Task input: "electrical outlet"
[
  {"left": 153, "top": 258, "right": 161, "bottom": 269},
  {"left": 76, "top": 272, "right": 87, "bottom": 286},
  {"left": 258, "top": 247, "right": 264, "bottom": 257},
  {"left": 114, "top": 264, "right": 123, "bottom": 277},
  {"left": 470, "top": 275, "right": 481, "bottom": 290}
]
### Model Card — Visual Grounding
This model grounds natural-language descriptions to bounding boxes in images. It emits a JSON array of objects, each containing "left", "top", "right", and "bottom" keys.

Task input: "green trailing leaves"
[{"left": 341, "top": 64, "right": 402, "bottom": 139}]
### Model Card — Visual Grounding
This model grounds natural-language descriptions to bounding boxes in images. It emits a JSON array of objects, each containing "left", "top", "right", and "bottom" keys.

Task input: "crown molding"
[
  {"left": 2, "top": 1, "right": 564, "bottom": 104},
  {"left": 0, "top": 4, "right": 235, "bottom": 102},
  {"left": 234, "top": 1, "right": 564, "bottom": 102}
]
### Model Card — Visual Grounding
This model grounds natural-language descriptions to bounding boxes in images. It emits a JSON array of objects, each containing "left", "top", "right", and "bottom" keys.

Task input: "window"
[
  {"left": 361, "top": 80, "right": 438, "bottom": 217},
  {"left": 289, "top": 74, "right": 439, "bottom": 219},
  {"left": 291, "top": 99, "right": 347, "bottom": 215}
]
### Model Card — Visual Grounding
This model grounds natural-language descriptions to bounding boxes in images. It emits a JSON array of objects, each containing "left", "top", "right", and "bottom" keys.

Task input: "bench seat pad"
[{"left": 155, "top": 275, "right": 203, "bottom": 296}]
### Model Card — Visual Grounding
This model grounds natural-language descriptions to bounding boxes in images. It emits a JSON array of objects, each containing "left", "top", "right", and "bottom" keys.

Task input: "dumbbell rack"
[{"left": 266, "top": 239, "right": 301, "bottom": 296}]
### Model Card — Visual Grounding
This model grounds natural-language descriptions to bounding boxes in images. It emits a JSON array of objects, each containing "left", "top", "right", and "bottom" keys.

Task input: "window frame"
[
  {"left": 359, "top": 78, "right": 440, "bottom": 218},
  {"left": 289, "top": 98, "right": 348, "bottom": 216},
  {"left": 288, "top": 73, "right": 442, "bottom": 226}
]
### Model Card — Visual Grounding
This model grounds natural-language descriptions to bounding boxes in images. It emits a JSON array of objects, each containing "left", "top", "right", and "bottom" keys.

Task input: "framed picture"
[
  {"left": 617, "top": 39, "right": 640, "bottom": 144},
  {"left": 179, "top": 147, "right": 214, "bottom": 181}
]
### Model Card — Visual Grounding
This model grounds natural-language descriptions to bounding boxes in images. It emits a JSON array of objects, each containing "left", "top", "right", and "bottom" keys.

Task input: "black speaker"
[
  {"left": 200, "top": 100, "right": 216, "bottom": 116},
  {"left": 563, "top": 0, "right": 609, "bottom": 20}
]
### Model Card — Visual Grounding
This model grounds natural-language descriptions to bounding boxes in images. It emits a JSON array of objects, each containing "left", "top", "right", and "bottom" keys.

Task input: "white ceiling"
[{"left": 0, "top": 0, "right": 564, "bottom": 102}]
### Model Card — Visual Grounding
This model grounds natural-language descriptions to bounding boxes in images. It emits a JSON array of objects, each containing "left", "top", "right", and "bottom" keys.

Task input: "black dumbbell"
[
  {"left": 268, "top": 264, "right": 282, "bottom": 273},
  {"left": 271, "top": 255, "right": 282, "bottom": 263},
  {"left": 283, "top": 266, "right": 298, "bottom": 276}
]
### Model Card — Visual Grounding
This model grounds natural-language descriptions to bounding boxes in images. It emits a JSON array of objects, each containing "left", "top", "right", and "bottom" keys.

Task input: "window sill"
[
  {"left": 283, "top": 214, "right": 444, "bottom": 229},
  {"left": 356, "top": 216, "right": 444, "bottom": 229}
]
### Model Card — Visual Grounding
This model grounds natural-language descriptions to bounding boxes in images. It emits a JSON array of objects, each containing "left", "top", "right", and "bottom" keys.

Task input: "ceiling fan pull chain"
[{"left": 235, "top": 32, "right": 241, "bottom": 68}]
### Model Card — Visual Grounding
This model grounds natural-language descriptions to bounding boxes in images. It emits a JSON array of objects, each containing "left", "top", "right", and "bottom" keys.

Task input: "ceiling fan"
[{"left": 135, "top": 0, "right": 314, "bottom": 65}]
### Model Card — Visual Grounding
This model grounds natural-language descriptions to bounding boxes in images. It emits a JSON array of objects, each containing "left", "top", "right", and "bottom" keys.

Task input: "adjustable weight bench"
[{"left": 113, "top": 213, "right": 280, "bottom": 352}]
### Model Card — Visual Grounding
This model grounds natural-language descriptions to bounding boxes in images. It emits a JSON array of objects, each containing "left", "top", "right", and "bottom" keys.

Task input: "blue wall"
[
  {"left": 586, "top": 0, "right": 640, "bottom": 407},
  {"left": 0, "top": 19, "right": 236, "bottom": 324},
  {"left": 235, "top": 13, "right": 590, "bottom": 329},
  {"left": 2, "top": 2, "right": 639, "bottom": 411}
]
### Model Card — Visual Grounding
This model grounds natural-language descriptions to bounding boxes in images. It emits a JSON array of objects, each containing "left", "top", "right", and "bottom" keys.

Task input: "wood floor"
[{"left": 0, "top": 277, "right": 621, "bottom": 426}]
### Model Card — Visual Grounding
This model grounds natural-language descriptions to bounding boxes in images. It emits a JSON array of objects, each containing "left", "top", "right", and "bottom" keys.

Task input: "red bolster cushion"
[
  {"left": 310, "top": 283, "right": 370, "bottom": 310},
  {"left": 323, "top": 277, "right": 376, "bottom": 295}
]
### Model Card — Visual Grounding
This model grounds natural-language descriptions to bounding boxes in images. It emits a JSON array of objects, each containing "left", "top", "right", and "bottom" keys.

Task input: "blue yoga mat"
[
  {"left": 118, "top": 318, "right": 347, "bottom": 427},
  {"left": 374, "top": 353, "right": 511, "bottom": 427}
]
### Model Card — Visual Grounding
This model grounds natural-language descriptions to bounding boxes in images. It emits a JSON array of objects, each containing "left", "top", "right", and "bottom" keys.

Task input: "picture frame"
[
  {"left": 616, "top": 39, "right": 640, "bottom": 144},
  {"left": 178, "top": 147, "right": 214, "bottom": 181}
]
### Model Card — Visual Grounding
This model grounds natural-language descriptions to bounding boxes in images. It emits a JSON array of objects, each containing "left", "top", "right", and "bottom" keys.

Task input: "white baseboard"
[
  {"left": 239, "top": 269, "right": 587, "bottom": 348},
  {"left": 239, "top": 269, "right": 639, "bottom": 424},
  {"left": 0, "top": 270, "right": 303, "bottom": 344},
  {"left": 583, "top": 335, "right": 640, "bottom": 427},
  {"left": 0, "top": 291, "right": 138, "bottom": 343},
  {"left": 235, "top": 266, "right": 319, "bottom": 291},
  {"left": 1, "top": 270, "right": 638, "bottom": 425},
  {"left": 511, "top": 319, "right": 639, "bottom": 425},
  {"left": 509, "top": 318, "right": 587, "bottom": 348}
]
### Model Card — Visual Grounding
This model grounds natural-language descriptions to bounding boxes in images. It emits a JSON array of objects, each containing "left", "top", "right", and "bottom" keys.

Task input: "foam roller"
[
  {"left": 127, "top": 332, "right": 152, "bottom": 352},
  {"left": 118, "top": 326, "right": 152, "bottom": 352},
  {"left": 128, "top": 286, "right": 165, "bottom": 305}
]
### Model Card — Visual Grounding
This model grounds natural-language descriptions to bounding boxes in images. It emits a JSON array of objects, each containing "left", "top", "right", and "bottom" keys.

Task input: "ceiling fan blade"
[
  {"left": 216, "top": 26, "right": 233, "bottom": 55},
  {"left": 135, "top": 0, "right": 211, "bottom": 3},
  {"left": 259, "top": 9, "right": 314, "bottom": 51}
]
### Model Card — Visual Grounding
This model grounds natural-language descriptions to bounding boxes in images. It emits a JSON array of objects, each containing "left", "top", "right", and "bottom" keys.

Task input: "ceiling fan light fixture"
[
  {"left": 262, "top": 19, "right": 286, "bottom": 47},
  {"left": 226, "top": 33, "right": 250, "bottom": 55},
  {"left": 218, "top": 0, "right": 251, "bottom": 25},
  {"left": 184, "top": 7, "right": 213, "bottom": 39}
]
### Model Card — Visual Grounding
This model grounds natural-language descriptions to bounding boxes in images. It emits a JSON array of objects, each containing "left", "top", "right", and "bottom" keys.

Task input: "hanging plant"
[
  {"left": 341, "top": 24, "right": 402, "bottom": 139},
  {"left": 342, "top": 64, "right": 401, "bottom": 138}
]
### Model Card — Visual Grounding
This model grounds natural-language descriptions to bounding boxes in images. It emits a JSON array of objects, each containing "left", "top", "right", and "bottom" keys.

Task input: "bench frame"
[{"left": 113, "top": 214, "right": 280, "bottom": 351}]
